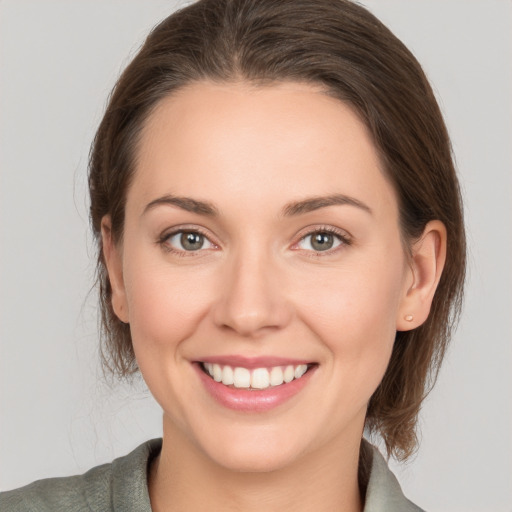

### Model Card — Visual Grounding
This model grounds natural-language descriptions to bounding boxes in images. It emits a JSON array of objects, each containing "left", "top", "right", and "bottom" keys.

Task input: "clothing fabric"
[{"left": 0, "top": 439, "right": 424, "bottom": 511}]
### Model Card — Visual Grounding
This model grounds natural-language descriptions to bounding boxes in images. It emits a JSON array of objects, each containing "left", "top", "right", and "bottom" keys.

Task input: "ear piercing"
[{"left": 404, "top": 314, "right": 414, "bottom": 322}]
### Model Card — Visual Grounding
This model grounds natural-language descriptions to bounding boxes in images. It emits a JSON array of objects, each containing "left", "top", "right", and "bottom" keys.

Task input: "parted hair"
[{"left": 89, "top": 0, "right": 465, "bottom": 461}]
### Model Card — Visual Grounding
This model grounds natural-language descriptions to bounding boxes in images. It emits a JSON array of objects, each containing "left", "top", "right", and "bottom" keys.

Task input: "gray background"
[{"left": 1, "top": 1, "right": 511, "bottom": 510}]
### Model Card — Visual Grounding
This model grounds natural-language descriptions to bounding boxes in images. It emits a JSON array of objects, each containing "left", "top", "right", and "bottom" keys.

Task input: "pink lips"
[{"left": 194, "top": 356, "right": 316, "bottom": 413}]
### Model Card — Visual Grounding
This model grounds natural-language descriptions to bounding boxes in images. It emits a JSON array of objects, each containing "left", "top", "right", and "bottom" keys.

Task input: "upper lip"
[{"left": 196, "top": 355, "right": 314, "bottom": 369}]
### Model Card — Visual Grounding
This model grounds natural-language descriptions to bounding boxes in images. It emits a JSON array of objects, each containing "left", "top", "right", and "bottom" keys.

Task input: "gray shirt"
[{"left": 0, "top": 439, "right": 424, "bottom": 511}]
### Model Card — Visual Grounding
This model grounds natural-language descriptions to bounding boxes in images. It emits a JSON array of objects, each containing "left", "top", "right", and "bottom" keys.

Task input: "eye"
[
  {"left": 297, "top": 230, "right": 347, "bottom": 252},
  {"left": 164, "top": 230, "right": 214, "bottom": 252}
]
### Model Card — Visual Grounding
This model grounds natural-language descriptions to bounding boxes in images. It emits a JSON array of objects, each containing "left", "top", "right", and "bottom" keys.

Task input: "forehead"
[{"left": 130, "top": 81, "right": 397, "bottom": 218}]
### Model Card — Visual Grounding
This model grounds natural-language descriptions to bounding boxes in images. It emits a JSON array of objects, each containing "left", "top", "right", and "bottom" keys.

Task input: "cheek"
[
  {"left": 123, "top": 253, "right": 215, "bottom": 353},
  {"left": 296, "top": 254, "right": 406, "bottom": 389},
  {"left": 300, "top": 261, "right": 403, "bottom": 336},
  {"left": 121, "top": 252, "right": 218, "bottom": 423}
]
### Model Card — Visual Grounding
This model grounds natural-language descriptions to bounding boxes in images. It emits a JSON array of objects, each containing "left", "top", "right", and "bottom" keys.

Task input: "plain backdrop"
[{"left": 0, "top": 1, "right": 511, "bottom": 510}]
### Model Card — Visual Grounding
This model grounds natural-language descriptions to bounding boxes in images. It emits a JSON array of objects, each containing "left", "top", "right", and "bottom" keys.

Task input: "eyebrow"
[
  {"left": 143, "top": 193, "right": 372, "bottom": 218},
  {"left": 282, "top": 194, "right": 372, "bottom": 216},
  {"left": 143, "top": 195, "right": 218, "bottom": 216}
]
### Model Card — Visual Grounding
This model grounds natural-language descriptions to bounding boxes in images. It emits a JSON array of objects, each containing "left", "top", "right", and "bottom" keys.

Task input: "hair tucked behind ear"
[{"left": 89, "top": 0, "right": 465, "bottom": 460}]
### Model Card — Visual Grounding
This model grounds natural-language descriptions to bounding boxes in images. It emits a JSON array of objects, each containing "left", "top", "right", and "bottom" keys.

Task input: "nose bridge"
[{"left": 213, "top": 239, "right": 290, "bottom": 337}]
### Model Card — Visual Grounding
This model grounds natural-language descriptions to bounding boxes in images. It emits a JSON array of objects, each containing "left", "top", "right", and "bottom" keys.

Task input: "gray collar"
[
  {"left": 362, "top": 440, "right": 425, "bottom": 512},
  {"left": 113, "top": 438, "right": 424, "bottom": 512}
]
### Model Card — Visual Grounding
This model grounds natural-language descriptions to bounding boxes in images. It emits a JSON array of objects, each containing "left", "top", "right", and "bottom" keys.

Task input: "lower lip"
[{"left": 194, "top": 364, "right": 316, "bottom": 412}]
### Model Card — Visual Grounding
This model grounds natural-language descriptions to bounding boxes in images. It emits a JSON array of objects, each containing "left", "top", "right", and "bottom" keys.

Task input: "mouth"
[
  {"left": 200, "top": 361, "right": 314, "bottom": 390},
  {"left": 194, "top": 356, "right": 318, "bottom": 412}
]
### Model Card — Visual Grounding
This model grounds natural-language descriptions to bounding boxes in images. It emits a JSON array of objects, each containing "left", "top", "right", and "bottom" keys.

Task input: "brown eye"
[
  {"left": 298, "top": 231, "right": 344, "bottom": 252},
  {"left": 311, "top": 233, "right": 334, "bottom": 251},
  {"left": 165, "top": 231, "right": 213, "bottom": 252},
  {"left": 181, "top": 232, "right": 204, "bottom": 251}
]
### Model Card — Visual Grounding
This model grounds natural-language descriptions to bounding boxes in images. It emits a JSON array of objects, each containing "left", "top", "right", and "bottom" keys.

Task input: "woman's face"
[{"left": 109, "top": 81, "right": 414, "bottom": 472}]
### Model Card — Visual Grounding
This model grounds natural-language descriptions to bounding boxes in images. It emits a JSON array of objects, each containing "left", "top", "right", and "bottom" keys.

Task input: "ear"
[
  {"left": 101, "top": 215, "right": 129, "bottom": 323},
  {"left": 396, "top": 220, "right": 447, "bottom": 331}
]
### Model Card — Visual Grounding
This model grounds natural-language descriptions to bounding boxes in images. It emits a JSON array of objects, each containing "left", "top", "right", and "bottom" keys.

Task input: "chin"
[
  {"left": 207, "top": 439, "right": 302, "bottom": 474},
  {"left": 192, "top": 418, "right": 318, "bottom": 474}
]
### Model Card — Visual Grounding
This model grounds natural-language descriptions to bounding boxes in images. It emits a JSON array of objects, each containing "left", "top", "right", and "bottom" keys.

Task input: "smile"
[
  {"left": 201, "top": 362, "right": 310, "bottom": 389},
  {"left": 195, "top": 358, "right": 317, "bottom": 412}
]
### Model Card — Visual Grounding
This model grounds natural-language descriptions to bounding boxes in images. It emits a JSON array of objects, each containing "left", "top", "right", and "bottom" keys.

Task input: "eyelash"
[
  {"left": 158, "top": 226, "right": 217, "bottom": 257},
  {"left": 157, "top": 225, "right": 352, "bottom": 256},
  {"left": 293, "top": 226, "right": 352, "bottom": 256}
]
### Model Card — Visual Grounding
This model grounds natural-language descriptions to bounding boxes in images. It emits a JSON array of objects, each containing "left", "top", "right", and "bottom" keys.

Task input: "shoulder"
[
  {"left": 0, "top": 462, "right": 113, "bottom": 512},
  {"left": 0, "top": 439, "right": 162, "bottom": 512},
  {"left": 363, "top": 440, "right": 425, "bottom": 512}
]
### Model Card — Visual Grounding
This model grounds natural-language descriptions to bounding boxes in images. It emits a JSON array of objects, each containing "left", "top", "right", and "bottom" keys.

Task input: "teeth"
[
  {"left": 221, "top": 365, "right": 234, "bottom": 385},
  {"left": 270, "top": 367, "right": 284, "bottom": 386},
  {"left": 202, "top": 362, "right": 310, "bottom": 389},
  {"left": 251, "top": 368, "right": 270, "bottom": 389},
  {"left": 283, "top": 365, "right": 295, "bottom": 383},
  {"left": 295, "top": 364, "right": 307, "bottom": 378},
  {"left": 213, "top": 364, "right": 222, "bottom": 382},
  {"left": 233, "top": 367, "right": 251, "bottom": 388}
]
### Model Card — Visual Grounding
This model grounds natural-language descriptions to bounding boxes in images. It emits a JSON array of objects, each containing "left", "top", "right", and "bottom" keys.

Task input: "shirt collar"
[
  {"left": 112, "top": 438, "right": 423, "bottom": 512},
  {"left": 362, "top": 440, "right": 424, "bottom": 512}
]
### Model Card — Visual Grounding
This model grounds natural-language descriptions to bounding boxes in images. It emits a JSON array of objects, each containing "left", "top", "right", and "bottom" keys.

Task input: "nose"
[{"left": 212, "top": 247, "right": 292, "bottom": 338}]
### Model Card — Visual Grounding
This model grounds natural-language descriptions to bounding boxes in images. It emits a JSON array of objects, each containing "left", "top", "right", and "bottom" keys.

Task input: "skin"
[{"left": 102, "top": 81, "right": 446, "bottom": 512}]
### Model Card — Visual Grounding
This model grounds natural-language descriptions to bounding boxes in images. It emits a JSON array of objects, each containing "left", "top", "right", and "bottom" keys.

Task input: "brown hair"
[{"left": 89, "top": 0, "right": 465, "bottom": 461}]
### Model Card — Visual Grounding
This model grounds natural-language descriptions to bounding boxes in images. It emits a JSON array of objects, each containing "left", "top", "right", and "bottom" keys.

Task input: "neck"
[{"left": 149, "top": 419, "right": 364, "bottom": 512}]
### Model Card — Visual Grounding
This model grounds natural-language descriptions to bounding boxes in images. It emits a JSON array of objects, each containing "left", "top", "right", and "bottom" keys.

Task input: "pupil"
[
  {"left": 181, "top": 232, "right": 203, "bottom": 251},
  {"left": 312, "top": 232, "right": 333, "bottom": 251}
]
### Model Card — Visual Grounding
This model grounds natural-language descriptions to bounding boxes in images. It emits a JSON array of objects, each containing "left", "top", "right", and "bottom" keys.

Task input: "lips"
[{"left": 194, "top": 356, "right": 317, "bottom": 412}]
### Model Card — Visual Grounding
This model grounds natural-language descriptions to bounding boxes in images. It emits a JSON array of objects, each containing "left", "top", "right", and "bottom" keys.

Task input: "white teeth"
[
  {"left": 221, "top": 365, "right": 234, "bottom": 385},
  {"left": 213, "top": 364, "right": 222, "bottom": 382},
  {"left": 270, "top": 366, "right": 284, "bottom": 386},
  {"left": 202, "top": 362, "right": 311, "bottom": 389},
  {"left": 233, "top": 367, "right": 251, "bottom": 388},
  {"left": 283, "top": 365, "right": 295, "bottom": 383},
  {"left": 295, "top": 364, "right": 307, "bottom": 378},
  {"left": 251, "top": 368, "right": 270, "bottom": 389}
]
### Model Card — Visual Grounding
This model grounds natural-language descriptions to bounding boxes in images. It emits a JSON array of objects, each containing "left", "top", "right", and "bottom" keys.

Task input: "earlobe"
[
  {"left": 396, "top": 220, "right": 447, "bottom": 331},
  {"left": 101, "top": 216, "right": 129, "bottom": 323}
]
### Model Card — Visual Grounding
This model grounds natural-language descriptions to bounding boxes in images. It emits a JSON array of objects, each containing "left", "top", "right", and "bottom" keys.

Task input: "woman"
[{"left": 0, "top": 0, "right": 466, "bottom": 510}]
